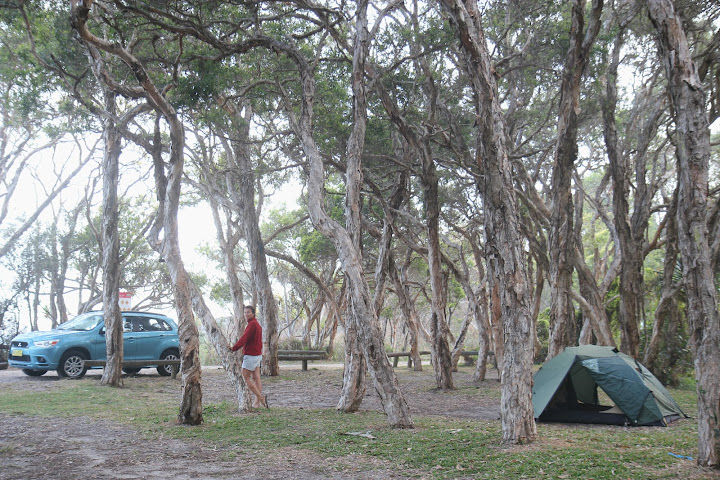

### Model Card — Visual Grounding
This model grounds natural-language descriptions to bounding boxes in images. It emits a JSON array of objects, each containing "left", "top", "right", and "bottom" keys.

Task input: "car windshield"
[{"left": 56, "top": 313, "right": 104, "bottom": 331}]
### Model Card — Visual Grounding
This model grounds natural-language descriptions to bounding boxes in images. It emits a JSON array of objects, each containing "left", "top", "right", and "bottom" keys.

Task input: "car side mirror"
[{"left": 99, "top": 327, "right": 105, "bottom": 335}]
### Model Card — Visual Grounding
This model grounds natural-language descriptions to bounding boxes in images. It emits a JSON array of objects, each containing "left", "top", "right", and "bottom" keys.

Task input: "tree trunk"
[
  {"left": 450, "top": 309, "right": 472, "bottom": 371},
  {"left": 372, "top": 166, "right": 407, "bottom": 316},
  {"left": 574, "top": 248, "right": 616, "bottom": 346},
  {"left": 647, "top": 0, "right": 720, "bottom": 467},
  {"left": 547, "top": 0, "right": 603, "bottom": 361},
  {"left": 468, "top": 241, "right": 491, "bottom": 382},
  {"left": 187, "top": 280, "right": 251, "bottom": 412},
  {"left": 644, "top": 191, "right": 680, "bottom": 371},
  {"left": 389, "top": 256, "right": 423, "bottom": 371},
  {"left": 372, "top": 53, "right": 454, "bottom": 389},
  {"left": 489, "top": 281, "right": 503, "bottom": 372},
  {"left": 439, "top": 0, "right": 536, "bottom": 444},
  {"left": 472, "top": 295, "right": 491, "bottom": 383},
  {"left": 100, "top": 90, "right": 123, "bottom": 387},
  {"left": 156, "top": 120, "right": 203, "bottom": 426},
  {"left": 281, "top": 1, "right": 412, "bottom": 427},
  {"left": 529, "top": 258, "right": 544, "bottom": 361},
  {"left": 422, "top": 158, "right": 455, "bottom": 390},
  {"left": 604, "top": 28, "right": 642, "bottom": 359},
  {"left": 72, "top": 0, "right": 203, "bottom": 426},
  {"left": 337, "top": 301, "right": 367, "bottom": 412},
  {"left": 208, "top": 197, "right": 245, "bottom": 338},
  {"left": 240, "top": 171, "right": 280, "bottom": 377}
]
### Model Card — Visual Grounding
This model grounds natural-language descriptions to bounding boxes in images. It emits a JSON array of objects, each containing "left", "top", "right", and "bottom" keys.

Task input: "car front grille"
[
  {"left": 11, "top": 341, "right": 29, "bottom": 348},
  {"left": 10, "top": 355, "right": 31, "bottom": 362}
]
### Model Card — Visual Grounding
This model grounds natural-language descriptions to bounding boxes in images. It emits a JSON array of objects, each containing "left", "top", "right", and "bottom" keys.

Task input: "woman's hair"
[{"left": 244, "top": 305, "right": 256, "bottom": 315}]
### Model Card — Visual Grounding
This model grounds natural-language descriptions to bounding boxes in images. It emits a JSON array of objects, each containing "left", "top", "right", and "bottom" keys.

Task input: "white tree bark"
[
  {"left": 280, "top": 1, "right": 413, "bottom": 427},
  {"left": 71, "top": 0, "right": 203, "bottom": 425},
  {"left": 99, "top": 89, "right": 123, "bottom": 387}
]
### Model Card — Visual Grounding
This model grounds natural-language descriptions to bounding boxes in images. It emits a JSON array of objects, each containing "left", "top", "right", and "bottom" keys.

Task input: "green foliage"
[
  {"left": 536, "top": 312, "right": 550, "bottom": 363},
  {"left": 297, "top": 230, "right": 336, "bottom": 265}
]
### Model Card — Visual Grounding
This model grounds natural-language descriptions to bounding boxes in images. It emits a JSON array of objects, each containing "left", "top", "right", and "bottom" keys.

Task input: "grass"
[{"left": 0, "top": 372, "right": 715, "bottom": 479}]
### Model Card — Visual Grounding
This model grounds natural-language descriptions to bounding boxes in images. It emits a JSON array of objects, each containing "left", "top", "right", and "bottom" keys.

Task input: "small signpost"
[{"left": 118, "top": 291, "right": 133, "bottom": 311}]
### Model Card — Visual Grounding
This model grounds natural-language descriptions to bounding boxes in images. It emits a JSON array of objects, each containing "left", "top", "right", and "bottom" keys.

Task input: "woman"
[{"left": 230, "top": 305, "right": 268, "bottom": 408}]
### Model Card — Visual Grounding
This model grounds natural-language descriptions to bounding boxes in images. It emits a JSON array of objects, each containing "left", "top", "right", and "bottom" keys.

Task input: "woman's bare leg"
[{"left": 242, "top": 367, "right": 263, "bottom": 407}]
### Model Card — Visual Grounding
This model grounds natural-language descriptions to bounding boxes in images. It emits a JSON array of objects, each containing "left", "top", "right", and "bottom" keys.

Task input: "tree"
[
  {"left": 646, "top": 0, "right": 720, "bottom": 468},
  {"left": 546, "top": 0, "right": 603, "bottom": 360},
  {"left": 71, "top": 0, "right": 203, "bottom": 425},
  {"left": 208, "top": 100, "right": 281, "bottom": 377},
  {"left": 278, "top": 0, "right": 413, "bottom": 428},
  {"left": 370, "top": 27, "right": 455, "bottom": 390},
  {"left": 99, "top": 88, "right": 123, "bottom": 387},
  {"left": 0, "top": 6, "right": 92, "bottom": 260},
  {"left": 438, "top": 0, "right": 536, "bottom": 444}
]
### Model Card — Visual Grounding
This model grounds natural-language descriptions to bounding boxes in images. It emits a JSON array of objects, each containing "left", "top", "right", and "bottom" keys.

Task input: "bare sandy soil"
[{"left": 0, "top": 363, "right": 501, "bottom": 480}]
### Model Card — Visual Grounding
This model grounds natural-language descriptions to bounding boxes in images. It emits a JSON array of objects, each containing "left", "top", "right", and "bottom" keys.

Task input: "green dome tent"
[{"left": 532, "top": 345, "right": 687, "bottom": 426}]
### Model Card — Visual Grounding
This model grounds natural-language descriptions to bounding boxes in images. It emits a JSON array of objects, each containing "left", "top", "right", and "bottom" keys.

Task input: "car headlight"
[{"left": 34, "top": 339, "right": 59, "bottom": 348}]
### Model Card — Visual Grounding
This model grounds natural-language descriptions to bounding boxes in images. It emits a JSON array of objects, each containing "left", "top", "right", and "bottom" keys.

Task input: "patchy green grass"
[{"left": 0, "top": 373, "right": 714, "bottom": 479}]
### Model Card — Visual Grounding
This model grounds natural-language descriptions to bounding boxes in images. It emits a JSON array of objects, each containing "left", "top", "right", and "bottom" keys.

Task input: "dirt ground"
[{"left": 0, "top": 363, "right": 501, "bottom": 480}]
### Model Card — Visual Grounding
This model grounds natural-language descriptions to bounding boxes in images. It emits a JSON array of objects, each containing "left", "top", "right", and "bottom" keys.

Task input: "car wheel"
[
  {"left": 22, "top": 368, "right": 47, "bottom": 377},
  {"left": 57, "top": 349, "right": 88, "bottom": 379},
  {"left": 157, "top": 349, "right": 179, "bottom": 376},
  {"left": 122, "top": 367, "right": 142, "bottom": 375}
]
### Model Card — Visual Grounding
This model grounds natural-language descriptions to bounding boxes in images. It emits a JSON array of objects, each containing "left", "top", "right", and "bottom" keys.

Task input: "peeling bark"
[
  {"left": 647, "top": 0, "right": 720, "bottom": 467},
  {"left": 100, "top": 90, "right": 123, "bottom": 387},
  {"left": 547, "top": 0, "right": 603, "bottom": 360},
  {"left": 282, "top": 1, "right": 412, "bottom": 427},
  {"left": 71, "top": 0, "right": 203, "bottom": 425},
  {"left": 438, "top": 0, "right": 536, "bottom": 444}
]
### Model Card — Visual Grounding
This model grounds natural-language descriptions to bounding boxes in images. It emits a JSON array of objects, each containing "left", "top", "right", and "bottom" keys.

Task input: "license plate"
[{"left": 11, "top": 349, "right": 23, "bottom": 357}]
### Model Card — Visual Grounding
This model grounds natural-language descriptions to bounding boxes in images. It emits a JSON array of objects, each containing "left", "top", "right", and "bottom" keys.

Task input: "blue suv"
[{"left": 8, "top": 311, "right": 180, "bottom": 378}]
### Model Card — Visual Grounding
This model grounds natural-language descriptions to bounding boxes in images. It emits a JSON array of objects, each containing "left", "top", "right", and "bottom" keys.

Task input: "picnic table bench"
[
  {"left": 277, "top": 349, "right": 328, "bottom": 371},
  {"left": 386, "top": 350, "right": 480, "bottom": 368}
]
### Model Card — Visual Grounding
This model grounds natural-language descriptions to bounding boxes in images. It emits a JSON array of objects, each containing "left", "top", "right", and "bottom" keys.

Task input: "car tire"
[
  {"left": 157, "top": 349, "right": 179, "bottom": 376},
  {"left": 22, "top": 368, "right": 47, "bottom": 377},
  {"left": 57, "top": 349, "right": 88, "bottom": 379},
  {"left": 122, "top": 367, "right": 142, "bottom": 375}
]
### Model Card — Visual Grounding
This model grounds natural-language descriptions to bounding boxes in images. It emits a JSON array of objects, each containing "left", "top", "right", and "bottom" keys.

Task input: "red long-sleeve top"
[{"left": 231, "top": 317, "right": 263, "bottom": 355}]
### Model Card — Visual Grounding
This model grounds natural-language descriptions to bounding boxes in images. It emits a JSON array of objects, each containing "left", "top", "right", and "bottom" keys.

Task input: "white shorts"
[{"left": 242, "top": 354, "right": 262, "bottom": 371}]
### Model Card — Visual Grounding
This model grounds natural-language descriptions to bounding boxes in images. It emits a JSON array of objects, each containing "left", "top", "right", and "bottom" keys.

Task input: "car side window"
[
  {"left": 134, "top": 317, "right": 149, "bottom": 332},
  {"left": 121, "top": 315, "right": 172, "bottom": 332},
  {"left": 122, "top": 316, "right": 144, "bottom": 332},
  {"left": 146, "top": 318, "right": 170, "bottom": 331}
]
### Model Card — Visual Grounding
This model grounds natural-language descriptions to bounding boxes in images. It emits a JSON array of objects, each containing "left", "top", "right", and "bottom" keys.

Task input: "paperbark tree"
[
  {"left": 71, "top": 0, "right": 203, "bottom": 425},
  {"left": 602, "top": 2, "right": 669, "bottom": 359},
  {"left": 99, "top": 89, "right": 123, "bottom": 387},
  {"left": 546, "top": 0, "right": 603, "bottom": 361},
  {"left": 388, "top": 255, "right": 424, "bottom": 371},
  {"left": 646, "top": 0, "right": 720, "bottom": 467},
  {"left": 373, "top": 70, "right": 454, "bottom": 390},
  {"left": 438, "top": 0, "right": 536, "bottom": 444},
  {"left": 643, "top": 190, "right": 684, "bottom": 379},
  {"left": 207, "top": 195, "right": 245, "bottom": 336},
  {"left": 180, "top": 140, "right": 253, "bottom": 412},
  {"left": 285, "top": 1, "right": 413, "bottom": 427},
  {"left": 213, "top": 100, "right": 280, "bottom": 376}
]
